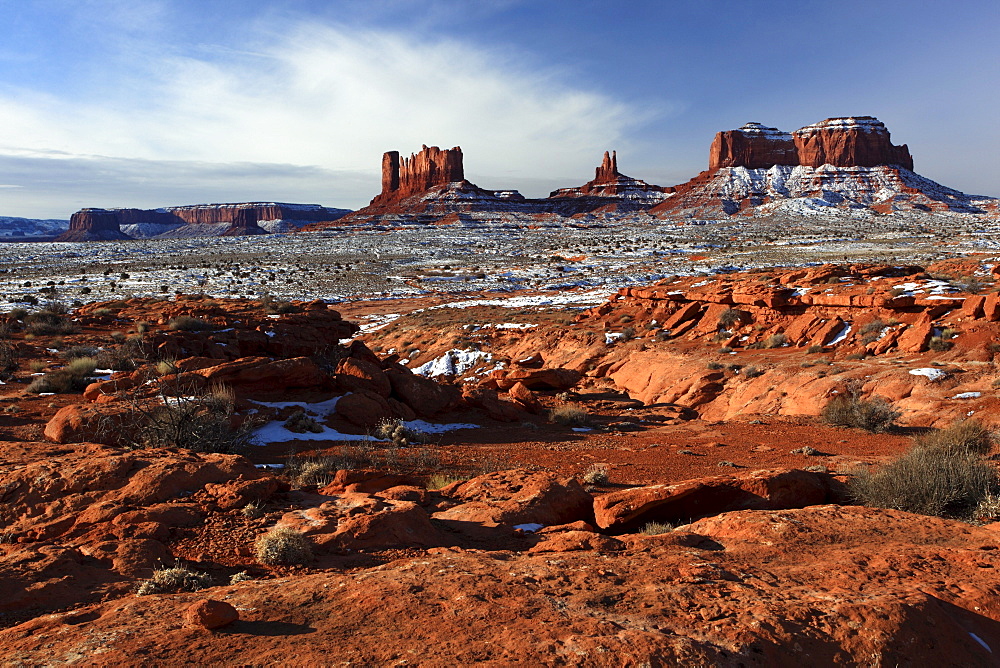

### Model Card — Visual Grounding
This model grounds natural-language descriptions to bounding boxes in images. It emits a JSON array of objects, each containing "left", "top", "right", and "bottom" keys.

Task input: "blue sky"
[{"left": 0, "top": 0, "right": 997, "bottom": 218}]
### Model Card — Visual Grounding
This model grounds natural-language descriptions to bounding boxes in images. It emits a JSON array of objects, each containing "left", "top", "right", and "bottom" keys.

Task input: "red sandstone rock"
[
  {"left": 56, "top": 209, "right": 130, "bottom": 242},
  {"left": 183, "top": 599, "right": 238, "bottom": 629},
  {"left": 384, "top": 366, "right": 460, "bottom": 417},
  {"left": 335, "top": 357, "right": 391, "bottom": 397},
  {"left": 191, "top": 356, "right": 326, "bottom": 394},
  {"left": 277, "top": 493, "right": 444, "bottom": 551},
  {"left": 709, "top": 122, "right": 798, "bottom": 170},
  {"left": 434, "top": 470, "right": 593, "bottom": 526},
  {"left": 372, "top": 145, "right": 465, "bottom": 207},
  {"left": 334, "top": 390, "right": 394, "bottom": 428},
  {"left": 793, "top": 117, "right": 913, "bottom": 169},
  {"left": 492, "top": 367, "right": 581, "bottom": 391},
  {"left": 507, "top": 382, "right": 542, "bottom": 412},
  {"left": 528, "top": 530, "right": 624, "bottom": 553},
  {"left": 592, "top": 468, "right": 829, "bottom": 530}
]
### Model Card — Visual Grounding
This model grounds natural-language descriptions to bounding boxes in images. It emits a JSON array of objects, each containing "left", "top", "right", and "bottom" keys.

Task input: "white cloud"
[{"left": 0, "top": 21, "right": 645, "bottom": 217}]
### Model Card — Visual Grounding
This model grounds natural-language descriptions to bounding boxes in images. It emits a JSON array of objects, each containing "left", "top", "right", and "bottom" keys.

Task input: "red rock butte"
[
  {"left": 709, "top": 117, "right": 913, "bottom": 171},
  {"left": 373, "top": 145, "right": 465, "bottom": 207}
]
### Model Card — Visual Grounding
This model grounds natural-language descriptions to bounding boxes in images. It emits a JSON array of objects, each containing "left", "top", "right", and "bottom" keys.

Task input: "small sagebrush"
[
  {"left": 850, "top": 446, "right": 999, "bottom": 519},
  {"left": 916, "top": 420, "right": 993, "bottom": 456},
  {"left": 168, "top": 316, "right": 214, "bottom": 332},
  {"left": 641, "top": 521, "right": 674, "bottom": 535},
  {"left": 136, "top": 566, "right": 213, "bottom": 595},
  {"left": 550, "top": 404, "right": 589, "bottom": 427},
  {"left": 255, "top": 527, "right": 313, "bottom": 566},
  {"left": 582, "top": 463, "right": 609, "bottom": 485},
  {"left": 821, "top": 395, "right": 900, "bottom": 433}
]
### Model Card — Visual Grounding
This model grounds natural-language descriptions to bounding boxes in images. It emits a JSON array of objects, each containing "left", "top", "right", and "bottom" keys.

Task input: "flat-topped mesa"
[
  {"left": 56, "top": 209, "right": 131, "bottom": 241},
  {"left": 373, "top": 145, "right": 465, "bottom": 206},
  {"left": 793, "top": 117, "right": 913, "bottom": 170},
  {"left": 709, "top": 123, "right": 798, "bottom": 170},
  {"left": 708, "top": 117, "right": 913, "bottom": 170}
]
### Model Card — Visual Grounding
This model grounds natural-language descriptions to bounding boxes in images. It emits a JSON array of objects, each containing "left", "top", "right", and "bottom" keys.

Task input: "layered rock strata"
[{"left": 59, "top": 203, "right": 350, "bottom": 240}]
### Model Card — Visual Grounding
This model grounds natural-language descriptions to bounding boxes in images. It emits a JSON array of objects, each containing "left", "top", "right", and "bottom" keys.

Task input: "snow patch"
[
  {"left": 414, "top": 349, "right": 492, "bottom": 377},
  {"left": 909, "top": 368, "right": 947, "bottom": 381}
]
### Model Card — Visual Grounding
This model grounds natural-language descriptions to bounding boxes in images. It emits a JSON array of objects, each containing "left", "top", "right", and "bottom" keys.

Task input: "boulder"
[
  {"left": 183, "top": 600, "right": 239, "bottom": 630},
  {"left": 592, "top": 469, "right": 829, "bottom": 530},
  {"left": 384, "top": 366, "right": 460, "bottom": 416},
  {"left": 277, "top": 493, "right": 445, "bottom": 551},
  {"left": 192, "top": 356, "right": 325, "bottom": 394},
  {"left": 334, "top": 391, "right": 394, "bottom": 428},
  {"left": 492, "top": 368, "right": 581, "bottom": 391},
  {"left": 336, "top": 358, "right": 391, "bottom": 397},
  {"left": 434, "top": 470, "right": 593, "bottom": 526}
]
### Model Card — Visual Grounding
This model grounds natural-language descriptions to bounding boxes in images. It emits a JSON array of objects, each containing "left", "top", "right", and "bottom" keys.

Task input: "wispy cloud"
[{"left": 0, "top": 19, "right": 645, "bottom": 217}]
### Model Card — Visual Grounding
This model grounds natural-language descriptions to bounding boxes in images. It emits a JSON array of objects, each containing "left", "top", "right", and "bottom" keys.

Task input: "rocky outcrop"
[
  {"left": 793, "top": 117, "right": 913, "bottom": 170},
  {"left": 548, "top": 151, "right": 668, "bottom": 205},
  {"left": 709, "top": 122, "right": 798, "bottom": 170},
  {"left": 56, "top": 209, "right": 131, "bottom": 242},
  {"left": 371, "top": 145, "right": 466, "bottom": 207}
]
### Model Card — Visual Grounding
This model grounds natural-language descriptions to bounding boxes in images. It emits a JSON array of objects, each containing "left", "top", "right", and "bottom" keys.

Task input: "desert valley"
[{"left": 0, "top": 108, "right": 999, "bottom": 665}]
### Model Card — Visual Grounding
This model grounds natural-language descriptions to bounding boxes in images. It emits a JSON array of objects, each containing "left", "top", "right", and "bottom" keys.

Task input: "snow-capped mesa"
[{"left": 654, "top": 116, "right": 995, "bottom": 218}]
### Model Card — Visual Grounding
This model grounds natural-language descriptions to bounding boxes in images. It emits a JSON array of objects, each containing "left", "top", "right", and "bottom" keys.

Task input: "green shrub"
[
  {"left": 822, "top": 395, "right": 900, "bottom": 433},
  {"left": 255, "top": 527, "right": 313, "bottom": 565},
  {"left": 850, "top": 446, "right": 998, "bottom": 519}
]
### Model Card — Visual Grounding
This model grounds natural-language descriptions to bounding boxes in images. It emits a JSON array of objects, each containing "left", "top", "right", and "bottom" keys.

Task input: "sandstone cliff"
[
  {"left": 709, "top": 123, "right": 798, "bottom": 170},
  {"left": 56, "top": 209, "right": 131, "bottom": 242},
  {"left": 548, "top": 151, "right": 668, "bottom": 205},
  {"left": 708, "top": 117, "right": 912, "bottom": 171},
  {"left": 61, "top": 203, "right": 350, "bottom": 240},
  {"left": 793, "top": 117, "right": 913, "bottom": 170}
]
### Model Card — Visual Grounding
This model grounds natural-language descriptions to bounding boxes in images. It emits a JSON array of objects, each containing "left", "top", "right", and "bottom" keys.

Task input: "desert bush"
[
  {"left": 850, "top": 445, "right": 999, "bottom": 519},
  {"left": 284, "top": 453, "right": 341, "bottom": 487},
  {"left": 717, "top": 307, "right": 745, "bottom": 330},
  {"left": 706, "top": 361, "right": 724, "bottom": 370},
  {"left": 106, "top": 382, "right": 256, "bottom": 454},
  {"left": 928, "top": 336, "right": 954, "bottom": 352},
  {"left": 93, "top": 308, "right": 114, "bottom": 317},
  {"left": 136, "top": 565, "right": 213, "bottom": 595},
  {"left": 283, "top": 410, "right": 324, "bottom": 434},
  {"left": 916, "top": 420, "right": 993, "bottom": 456},
  {"left": 764, "top": 333, "right": 787, "bottom": 348},
  {"left": 641, "top": 521, "right": 674, "bottom": 535},
  {"left": 9, "top": 308, "right": 27, "bottom": 321},
  {"left": 168, "top": 316, "right": 214, "bottom": 332},
  {"left": 65, "top": 357, "right": 97, "bottom": 378},
  {"left": 374, "top": 418, "right": 430, "bottom": 446},
  {"left": 0, "top": 342, "right": 17, "bottom": 380},
  {"left": 742, "top": 365, "right": 763, "bottom": 379},
  {"left": 255, "top": 527, "right": 313, "bottom": 565},
  {"left": 718, "top": 346, "right": 733, "bottom": 354},
  {"left": 550, "top": 404, "right": 589, "bottom": 427},
  {"left": 860, "top": 319, "right": 886, "bottom": 336},
  {"left": 242, "top": 500, "right": 266, "bottom": 519},
  {"left": 582, "top": 463, "right": 609, "bottom": 485},
  {"left": 229, "top": 571, "right": 253, "bottom": 584},
  {"left": 425, "top": 472, "right": 465, "bottom": 490},
  {"left": 806, "top": 344, "right": 824, "bottom": 354},
  {"left": 822, "top": 394, "right": 900, "bottom": 433}
]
